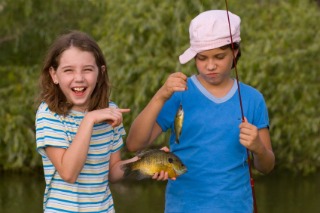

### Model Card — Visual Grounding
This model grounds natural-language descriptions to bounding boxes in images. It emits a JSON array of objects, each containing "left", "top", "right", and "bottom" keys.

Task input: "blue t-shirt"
[{"left": 157, "top": 75, "right": 269, "bottom": 213}]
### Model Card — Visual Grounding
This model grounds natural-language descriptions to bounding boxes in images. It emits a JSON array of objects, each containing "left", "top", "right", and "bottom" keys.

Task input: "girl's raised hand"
[{"left": 87, "top": 108, "right": 130, "bottom": 127}]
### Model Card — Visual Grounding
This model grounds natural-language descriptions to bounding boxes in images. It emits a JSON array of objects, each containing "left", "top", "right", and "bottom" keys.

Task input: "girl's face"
[
  {"left": 50, "top": 47, "right": 101, "bottom": 112},
  {"left": 195, "top": 47, "right": 237, "bottom": 88}
]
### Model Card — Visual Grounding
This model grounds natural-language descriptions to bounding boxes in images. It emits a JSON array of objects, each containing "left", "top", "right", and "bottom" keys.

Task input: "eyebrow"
[
  {"left": 197, "top": 51, "right": 226, "bottom": 57},
  {"left": 60, "top": 64, "right": 96, "bottom": 69},
  {"left": 83, "top": 65, "right": 95, "bottom": 68}
]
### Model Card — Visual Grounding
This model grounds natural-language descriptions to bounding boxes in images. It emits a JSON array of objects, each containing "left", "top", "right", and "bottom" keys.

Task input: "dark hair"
[
  {"left": 38, "top": 30, "right": 110, "bottom": 115},
  {"left": 220, "top": 42, "right": 241, "bottom": 69}
]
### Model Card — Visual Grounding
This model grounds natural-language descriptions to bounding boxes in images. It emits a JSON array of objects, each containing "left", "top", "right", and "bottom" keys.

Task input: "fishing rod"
[{"left": 224, "top": 0, "right": 258, "bottom": 212}]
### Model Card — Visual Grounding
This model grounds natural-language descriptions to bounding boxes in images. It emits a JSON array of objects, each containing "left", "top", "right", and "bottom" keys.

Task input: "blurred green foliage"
[
  {"left": 0, "top": 0, "right": 319, "bottom": 175},
  {"left": 0, "top": 66, "right": 40, "bottom": 171}
]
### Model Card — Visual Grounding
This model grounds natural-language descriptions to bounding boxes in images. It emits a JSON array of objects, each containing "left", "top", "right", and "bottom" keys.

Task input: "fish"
[
  {"left": 121, "top": 149, "right": 187, "bottom": 180},
  {"left": 174, "top": 104, "right": 184, "bottom": 144}
]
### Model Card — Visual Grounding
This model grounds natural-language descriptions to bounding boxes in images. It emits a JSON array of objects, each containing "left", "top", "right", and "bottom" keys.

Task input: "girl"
[
  {"left": 36, "top": 31, "right": 133, "bottom": 212},
  {"left": 126, "top": 10, "right": 275, "bottom": 213}
]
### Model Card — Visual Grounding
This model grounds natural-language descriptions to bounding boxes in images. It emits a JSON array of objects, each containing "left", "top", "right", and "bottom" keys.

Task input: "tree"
[{"left": 0, "top": 0, "right": 319, "bottom": 175}]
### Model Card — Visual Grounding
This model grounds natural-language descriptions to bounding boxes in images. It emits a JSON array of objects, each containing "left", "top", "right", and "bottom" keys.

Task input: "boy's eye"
[
  {"left": 196, "top": 55, "right": 206, "bottom": 61},
  {"left": 216, "top": 54, "right": 225, "bottom": 59}
]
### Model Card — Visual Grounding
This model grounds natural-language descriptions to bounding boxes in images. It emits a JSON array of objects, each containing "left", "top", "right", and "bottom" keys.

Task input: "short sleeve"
[
  {"left": 108, "top": 101, "right": 125, "bottom": 152},
  {"left": 35, "top": 103, "right": 69, "bottom": 157},
  {"left": 254, "top": 95, "right": 270, "bottom": 130},
  {"left": 111, "top": 123, "right": 125, "bottom": 153},
  {"left": 157, "top": 92, "right": 181, "bottom": 132}
]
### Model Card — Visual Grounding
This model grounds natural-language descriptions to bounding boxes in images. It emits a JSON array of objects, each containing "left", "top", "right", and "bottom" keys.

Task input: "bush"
[{"left": 0, "top": 0, "right": 319, "bottom": 175}]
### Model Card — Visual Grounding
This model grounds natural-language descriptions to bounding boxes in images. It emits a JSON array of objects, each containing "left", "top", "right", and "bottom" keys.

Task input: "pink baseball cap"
[{"left": 179, "top": 10, "right": 241, "bottom": 64}]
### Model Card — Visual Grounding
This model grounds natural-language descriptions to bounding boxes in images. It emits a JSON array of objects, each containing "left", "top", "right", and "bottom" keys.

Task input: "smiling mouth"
[{"left": 72, "top": 87, "right": 86, "bottom": 94}]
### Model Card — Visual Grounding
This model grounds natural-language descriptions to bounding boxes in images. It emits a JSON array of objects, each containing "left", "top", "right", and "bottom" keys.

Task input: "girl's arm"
[
  {"left": 46, "top": 108, "right": 130, "bottom": 183},
  {"left": 126, "top": 72, "right": 187, "bottom": 152},
  {"left": 108, "top": 151, "right": 138, "bottom": 183}
]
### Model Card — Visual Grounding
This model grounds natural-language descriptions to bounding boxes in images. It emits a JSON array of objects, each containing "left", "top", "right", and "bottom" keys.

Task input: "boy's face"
[
  {"left": 195, "top": 47, "right": 238, "bottom": 88},
  {"left": 49, "top": 47, "right": 100, "bottom": 112}
]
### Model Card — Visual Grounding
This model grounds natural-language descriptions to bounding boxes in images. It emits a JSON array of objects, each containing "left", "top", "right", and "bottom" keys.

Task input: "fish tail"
[
  {"left": 121, "top": 162, "right": 150, "bottom": 180},
  {"left": 175, "top": 138, "right": 180, "bottom": 144},
  {"left": 121, "top": 162, "right": 133, "bottom": 178}
]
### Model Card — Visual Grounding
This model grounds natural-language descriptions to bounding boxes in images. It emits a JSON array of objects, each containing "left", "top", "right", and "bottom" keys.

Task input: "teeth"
[{"left": 73, "top": 88, "right": 85, "bottom": 92}]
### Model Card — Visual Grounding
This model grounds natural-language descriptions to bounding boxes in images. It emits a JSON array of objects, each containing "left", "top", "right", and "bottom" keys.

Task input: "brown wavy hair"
[{"left": 38, "top": 30, "right": 110, "bottom": 115}]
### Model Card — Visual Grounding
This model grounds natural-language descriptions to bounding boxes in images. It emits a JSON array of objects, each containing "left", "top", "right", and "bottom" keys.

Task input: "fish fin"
[
  {"left": 123, "top": 168, "right": 150, "bottom": 180},
  {"left": 136, "top": 149, "right": 160, "bottom": 158},
  {"left": 175, "top": 139, "right": 180, "bottom": 144},
  {"left": 121, "top": 162, "right": 133, "bottom": 178},
  {"left": 121, "top": 161, "right": 152, "bottom": 180},
  {"left": 129, "top": 170, "right": 150, "bottom": 180}
]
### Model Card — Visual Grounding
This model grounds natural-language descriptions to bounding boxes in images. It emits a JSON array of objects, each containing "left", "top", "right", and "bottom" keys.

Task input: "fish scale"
[
  {"left": 121, "top": 149, "right": 187, "bottom": 180},
  {"left": 174, "top": 104, "right": 184, "bottom": 144}
]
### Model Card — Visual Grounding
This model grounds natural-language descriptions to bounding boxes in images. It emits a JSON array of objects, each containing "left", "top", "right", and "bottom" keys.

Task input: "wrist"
[
  {"left": 253, "top": 143, "right": 267, "bottom": 157},
  {"left": 83, "top": 112, "right": 96, "bottom": 126},
  {"left": 153, "top": 89, "right": 169, "bottom": 104}
]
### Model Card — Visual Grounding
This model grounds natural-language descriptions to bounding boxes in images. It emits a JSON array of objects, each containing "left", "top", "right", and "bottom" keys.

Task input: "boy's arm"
[
  {"left": 126, "top": 72, "right": 187, "bottom": 152},
  {"left": 252, "top": 128, "right": 275, "bottom": 174},
  {"left": 239, "top": 118, "right": 275, "bottom": 174}
]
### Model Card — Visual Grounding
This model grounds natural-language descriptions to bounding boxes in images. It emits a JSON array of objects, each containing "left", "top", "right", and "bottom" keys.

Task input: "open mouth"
[{"left": 72, "top": 87, "right": 86, "bottom": 94}]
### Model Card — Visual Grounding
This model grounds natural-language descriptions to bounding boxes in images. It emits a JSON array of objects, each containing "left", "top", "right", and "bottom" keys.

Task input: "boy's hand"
[
  {"left": 157, "top": 72, "right": 187, "bottom": 101},
  {"left": 239, "top": 117, "right": 261, "bottom": 152},
  {"left": 151, "top": 146, "right": 176, "bottom": 181}
]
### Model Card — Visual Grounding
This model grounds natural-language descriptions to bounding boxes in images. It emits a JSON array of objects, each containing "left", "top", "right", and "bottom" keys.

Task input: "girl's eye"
[{"left": 64, "top": 69, "right": 72, "bottom": 73}]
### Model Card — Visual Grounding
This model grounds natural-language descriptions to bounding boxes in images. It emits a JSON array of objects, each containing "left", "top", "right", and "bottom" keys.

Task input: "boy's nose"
[{"left": 207, "top": 60, "right": 217, "bottom": 71}]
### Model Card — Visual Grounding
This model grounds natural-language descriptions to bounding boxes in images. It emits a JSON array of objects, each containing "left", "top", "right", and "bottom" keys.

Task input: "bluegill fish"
[
  {"left": 174, "top": 104, "right": 184, "bottom": 144},
  {"left": 122, "top": 149, "right": 187, "bottom": 180}
]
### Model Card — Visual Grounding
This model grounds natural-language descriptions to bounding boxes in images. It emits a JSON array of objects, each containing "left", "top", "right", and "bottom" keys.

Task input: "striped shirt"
[{"left": 36, "top": 102, "right": 125, "bottom": 213}]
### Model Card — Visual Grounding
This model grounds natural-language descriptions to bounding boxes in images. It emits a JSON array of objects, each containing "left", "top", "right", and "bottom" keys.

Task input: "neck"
[{"left": 197, "top": 76, "right": 234, "bottom": 98}]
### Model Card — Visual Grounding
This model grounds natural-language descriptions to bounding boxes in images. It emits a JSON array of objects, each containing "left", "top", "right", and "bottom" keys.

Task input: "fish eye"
[{"left": 168, "top": 158, "right": 173, "bottom": 163}]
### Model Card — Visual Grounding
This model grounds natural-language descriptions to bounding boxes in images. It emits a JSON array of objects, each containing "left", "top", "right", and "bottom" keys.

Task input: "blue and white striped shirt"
[{"left": 36, "top": 102, "right": 125, "bottom": 213}]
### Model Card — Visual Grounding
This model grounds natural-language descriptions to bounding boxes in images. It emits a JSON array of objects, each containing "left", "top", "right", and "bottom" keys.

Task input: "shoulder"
[
  {"left": 108, "top": 101, "right": 119, "bottom": 108},
  {"left": 36, "top": 102, "right": 61, "bottom": 121},
  {"left": 37, "top": 102, "right": 50, "bottom": 112},
  {"left": 36, "top": 102, "right": 54, "bottom": 117},
  {"left": 240, "top": 82, "right": 264, "bottom": 99}
]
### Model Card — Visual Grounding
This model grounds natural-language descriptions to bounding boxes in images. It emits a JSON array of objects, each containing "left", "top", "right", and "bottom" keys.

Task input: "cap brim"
[{"left": 179, "top": 48, "right": 197, "bottom": 64}]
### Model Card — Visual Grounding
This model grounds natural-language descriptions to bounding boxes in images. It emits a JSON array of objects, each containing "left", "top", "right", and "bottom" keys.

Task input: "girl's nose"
[{"left": 74, "top": 72, "right": 84, "bottom": 82}]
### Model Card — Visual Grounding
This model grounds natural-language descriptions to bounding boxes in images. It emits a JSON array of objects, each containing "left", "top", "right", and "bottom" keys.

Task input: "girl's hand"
[
  {"left": 157, "top": 72, "right": 187, "bottom": 101},
  {"left": 160, "top": 146, "right": 170, "bottom": 152},
  {"left": 239, "top": 117, "right": 262, "bottom": 152},
  {"left": 87, "top": 108, "right": 130, "bottom": 127}
]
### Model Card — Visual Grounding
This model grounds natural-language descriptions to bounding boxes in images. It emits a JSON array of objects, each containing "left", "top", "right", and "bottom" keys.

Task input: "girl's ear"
[
  {"left": 101, "top": 65, "right": 106, "bottom": 73},
  {"left": 49, "top": 67, "right": 58, "bottom": 84}
]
